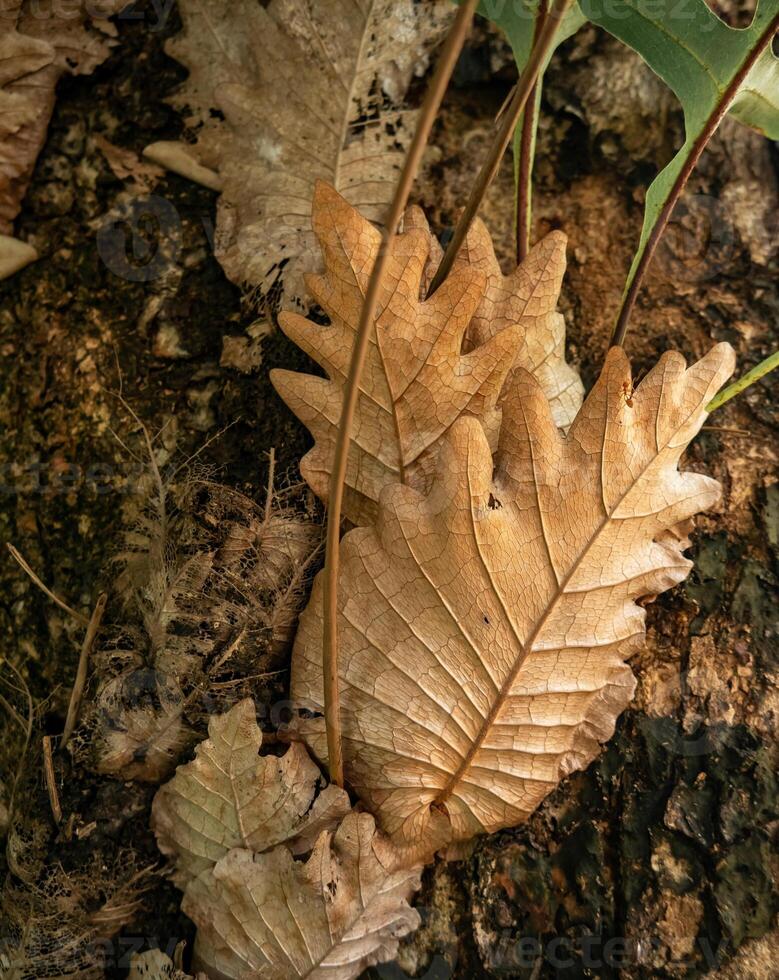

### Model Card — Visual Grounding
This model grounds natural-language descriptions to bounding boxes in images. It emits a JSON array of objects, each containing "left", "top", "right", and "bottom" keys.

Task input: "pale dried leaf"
[
  {"left": 183, "top": 813, "right": 421, "bottom": 980},
  {"left": 0, "top": 232, "right": 37, "bottom": 279},
  {"left": 0, "top": 1, "right": 121, "bottom": 234},
  {"left": 152, "top": 699, "right": 350, "bottom": 887},
  {"left": 291, "top": 344, "right": 735, "bottom": 861},
  {"left": 162, "top": 0, "right": 452, "bottom": 305},
  {"left": 272, "top": 182, "right": 545, "bottom": 526}
]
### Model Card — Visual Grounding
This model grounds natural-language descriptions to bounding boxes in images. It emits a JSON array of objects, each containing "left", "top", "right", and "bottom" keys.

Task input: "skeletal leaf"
[
  {"left": 159, "top": 0, "right": 452, "bottom": 306},
  {"left": 272, "top": 183, "right": 581, "bottom": 526},
  {"left": 91, "top": 668, "right": 193, "bottom": 783},
  {"left": 78, "top": 465, "right": 321, "bottom": 783},
  {"left": 0, "top": 1, "right": 123, "bottom": 242},
  {"left": 153, "top": 699, "right": 351, "bottom": 887},
  {"left": 182, "top": 813, "right": 421, "bottom": 980},
  {"left": 291, "top": 344, "right": 735, "bottom": 861},
  {"left": 128, "top": 949, "right": 197, "bottom": 980}
]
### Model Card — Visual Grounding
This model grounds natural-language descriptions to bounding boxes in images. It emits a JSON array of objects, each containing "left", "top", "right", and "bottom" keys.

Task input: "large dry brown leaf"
[
  {"left": 182, "top": 812, "right": 421, "bottom": 980},
  {"left": 290, "top": 343, "right": 735, "bottom": 861},
  {"left": 271, "top": 182, "right": 582, "bottom": 526},
  {"left": 152, "top": 699, "right": 350, "bottom": 887},
  {"left": 0, "top": 1, "right": 122, "bottom": 237},
  {"left": 154, "top": 0, "right": 452, "bottom": 306}
]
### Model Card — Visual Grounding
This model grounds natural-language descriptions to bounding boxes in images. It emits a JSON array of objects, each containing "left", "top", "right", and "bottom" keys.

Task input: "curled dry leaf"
[
  {"left": 272, "top": 183, "right": 582, "bottom": 526},
  {"left": 183, "top": 813, "right": 421, "bottom": 980},
  {"left": 157, "top": 0, "right": 452, "bottom": 306},
  {"left": 291, "top": 344, "right": 735, "bottom": 862},
  {"left": 152, "top": 698, "right": 350, "bottom": 887},
  {"left": 0, "top": 1, "right": 123, "bottom": 242}
]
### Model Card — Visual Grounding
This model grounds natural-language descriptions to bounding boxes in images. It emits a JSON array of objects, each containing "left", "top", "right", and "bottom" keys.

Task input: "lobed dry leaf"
[
  {"left": 152, "top": 698, "right": 350, "bottom": 888},
  {"left": 272, "top": 183, "right": 582, "bottom": 526},
  {"left": 291, "top": 343, "right": 735, "bottom": 862},
  {"left": 94, "top": 133, "right": 165, "bottom": 194},
  {"left": 183, "top": 812, "right": 421, "bottom": 980},
  {"left": 152, "top": 0, "right": 452, "bottom": 307},
  {"left": 0, "top": 1, "right": 124, "bottom": 245},
  {"left": 408, "top": 207, "right": 584, "bottom": 428}
]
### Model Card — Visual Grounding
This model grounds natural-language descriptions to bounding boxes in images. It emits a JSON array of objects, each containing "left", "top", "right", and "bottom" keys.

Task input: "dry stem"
[
  {"left": 322, "top": 0, "right": 481, "bottom": 787},
  {"left": 611, "top": 12, "right": 779, "bottom": 347},
  {"left": 62, "top": 592, "right": 107, "bottom": 746},
  {"left": 427, "top": 0, "right": 573, "bottom": 296}
]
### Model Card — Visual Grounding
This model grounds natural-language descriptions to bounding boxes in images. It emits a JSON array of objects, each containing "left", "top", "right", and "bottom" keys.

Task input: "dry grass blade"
[
  {"left": 291, "top": 344, "right": 735, "bottom": 862},
  {"left": 42, "top": 735, "right": 62, "bottom": 824},
  {"left": 6, "top": 543, "right": 89, "bottom": 625}
]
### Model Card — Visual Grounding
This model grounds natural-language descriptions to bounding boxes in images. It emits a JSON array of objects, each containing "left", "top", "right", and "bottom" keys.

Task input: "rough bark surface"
[{"left": 0, "top": 3, "right": 776, "bottom": 979}]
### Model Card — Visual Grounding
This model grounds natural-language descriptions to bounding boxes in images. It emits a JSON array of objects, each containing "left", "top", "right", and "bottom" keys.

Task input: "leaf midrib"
[{"left": 432, "top": 394, "right": 704, "bottom": 808}]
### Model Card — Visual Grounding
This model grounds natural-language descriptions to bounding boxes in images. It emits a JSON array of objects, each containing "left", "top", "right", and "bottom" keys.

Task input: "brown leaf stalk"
[
  {"left": 611, "top": 11, "right": 779, "bottom": 347},
  {"left": 322, "top": 0, "right": 481, "bottom": 787},
  {"left": 516, "top": 0, "right": 549, "bottom": 264},
  {"left": 428, "top": 0, "right": 573, "bottom": 296}
]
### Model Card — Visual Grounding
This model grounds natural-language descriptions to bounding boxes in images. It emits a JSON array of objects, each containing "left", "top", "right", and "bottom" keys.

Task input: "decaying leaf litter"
[{"left": 0, "top": 0, "right": 776, "bottom": 976}]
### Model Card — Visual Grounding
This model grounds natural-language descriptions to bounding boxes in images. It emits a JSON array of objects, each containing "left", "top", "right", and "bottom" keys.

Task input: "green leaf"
[
  {"left": 579, "top": 0, "right": 779, "bottom": 140},
  {"left": 578, "top": 0, "right": 779, "bottom": 327},
  {"left": 478, "top": 0, "right": 585, "bottom": 68},
  {"left": 478, "top": 0, "right": 779, "bottom": 334}
]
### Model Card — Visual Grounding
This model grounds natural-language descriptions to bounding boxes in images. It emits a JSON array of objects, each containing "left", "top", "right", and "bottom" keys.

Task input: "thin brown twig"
[
  {"left": 427, "top": 0, "right": 573, "bottom": 296},
  {"left": 6, "top": 544, "right": 89, "bottom": 626},
  {"left": 264, "top": 447, "right": 277, "bottom": 524},
  {"left": 42, "top": 735, "right": 62, "bottom": 824},
  {"left": 701, "top": 425, "right": 773, "bottom": 441},
  {"left": 611, "top": 11, "right": 779, "bottom": 347},
  {"left": 62, "top": 592, "right": 108, "bottom": 746},
  {"left": 516, "top": 0, "right": 548, "bottom": 263},
  {"left": 322, "top": 0, "right": 481, "bottom": 787}
]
